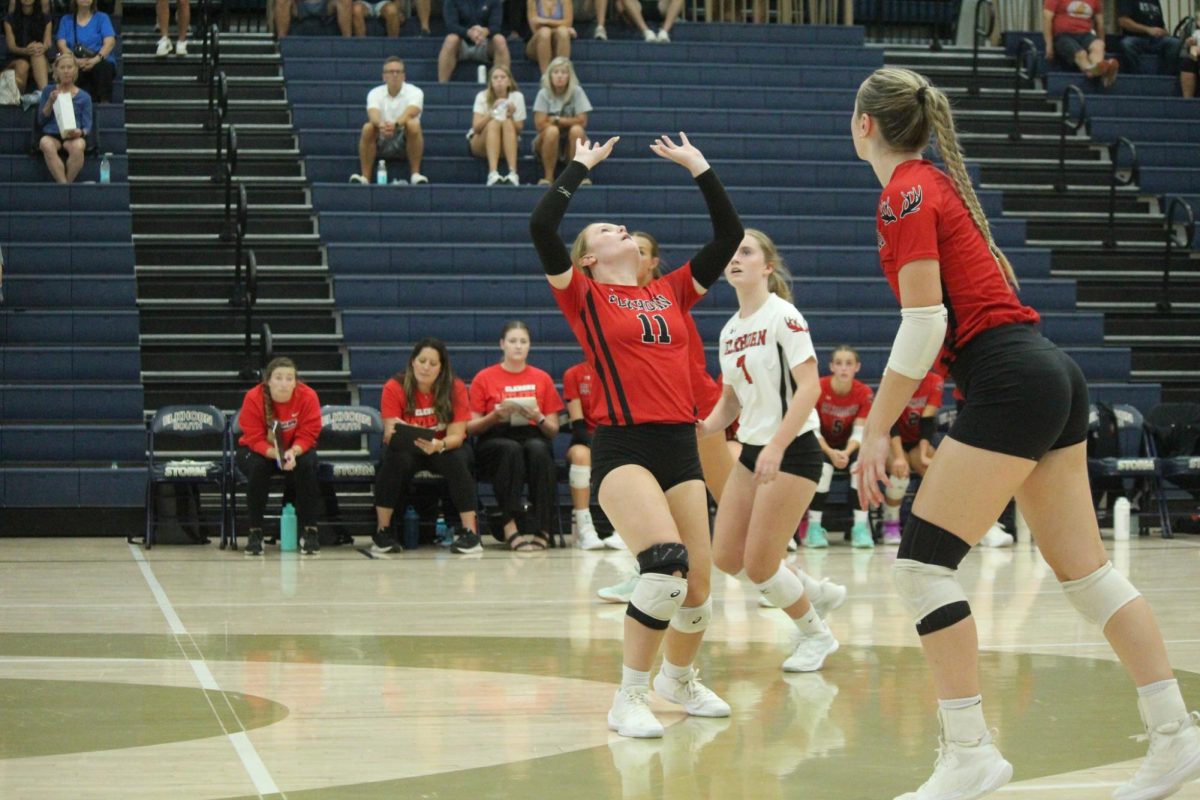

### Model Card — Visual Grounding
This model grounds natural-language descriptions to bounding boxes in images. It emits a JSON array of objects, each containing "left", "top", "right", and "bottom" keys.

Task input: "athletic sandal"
[{"left": 508, "top": 533, "right": 547, "bottom": 551}]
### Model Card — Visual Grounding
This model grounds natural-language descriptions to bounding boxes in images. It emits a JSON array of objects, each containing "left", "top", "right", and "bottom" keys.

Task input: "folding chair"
[
  {"left": 1087, "top": 403, "right": 1171, "bottom": 537},
  {"left": 139, "top": 404, "right": 227, "bottom": 549}
]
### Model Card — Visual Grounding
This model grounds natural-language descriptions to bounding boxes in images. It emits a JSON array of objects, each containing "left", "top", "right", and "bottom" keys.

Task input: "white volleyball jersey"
[{"left": 718, "top": 293, "right": 820, "bottom": 446}]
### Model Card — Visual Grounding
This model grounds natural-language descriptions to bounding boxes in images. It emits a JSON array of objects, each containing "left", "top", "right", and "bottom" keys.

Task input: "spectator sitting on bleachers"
[
  {"left": 372, "top": 338, "right": 483, "bottom": 556},
  {"left": 36, "top": 54, "right": 91, "bottom": 184},
  {"left": 154, "top": 0, "right": 189, "bottom": 56},
  {"left": 351, "top": 0, "right": 403, "bottom": 38},
  {"left": 466, "top": 320, "right": 564, "bottom": 551},
  {"left": 1042, "top": 0, "right": 1119, "bottom": 88},
  {"left": 469, "top": 64, "right": 525, "bottom": 185},
  {"left": 531, "top": 55, "right": 588, "bottom": 184},
  {"left": 438, "top": 0, "right": 510, "bottom": 82},
  {"left": 55, "top": 0, "right": 117, "bottom": 103},
  {"left": 275, "top": 0, "right": 352, "bottom": 39},
  {"left": 236, "top": 356, "right": 324, "bottom": 556},
  {"left": 1116, "top": 0, "right": 1181, "bottom": 75},
  {"left": 350, "top": 56, "right": 428, "bottom": 184},
  {"left": 598, "top": 0, "right": 678, "bottom": 42},
  {"left": 1180, "top": 16, "right": 1199, "bottom": 97},
  {"left": 525, "top": 0, "right": 573, "bottom": 73},
  {"left": 1, "top": 0, "right": 52, "bottom": 106}
]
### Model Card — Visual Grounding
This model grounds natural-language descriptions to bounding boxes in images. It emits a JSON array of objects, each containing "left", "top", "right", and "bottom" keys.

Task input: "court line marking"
[{"left": 130, "top": 545, "right": 282, "bottom": 798}]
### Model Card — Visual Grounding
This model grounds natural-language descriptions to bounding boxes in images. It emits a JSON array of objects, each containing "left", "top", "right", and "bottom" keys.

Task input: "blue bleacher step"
[
  {"left": 0, "top": 465, "right": 145, "bottom": 507},
  {"left": 1, "top": 346, "right": 141, "bottom": 381},
  {"left": 0, "top": 155, "right": 129, "bottom": 184},
  {"left": 0, "top": 212, "right": 131, "bottom": 243},
  {"left": 0, "top": 183, "right": 131, "bottom": 212},
  {"left": 1, "top": 243, "right": 135, "bottom": 275},
  {"left": 1045, "top": 72, "right": 1182, "bottom": 98},
  {"left": 0, "top": 423, "right": 145, "bottom": 463},
  {"left": 1, "top": 311, "right": 140, "bottom": 344},
  {"left": 0, "top": 384, "right": 145, "bottom": 422},
  {"left": 1, "top": 276, "right": 136, "bottom": 308}
]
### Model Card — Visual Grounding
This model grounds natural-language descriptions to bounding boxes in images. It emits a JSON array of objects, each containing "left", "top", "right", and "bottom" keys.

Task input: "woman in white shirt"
[
  {"left": 699, "top": 228, "right": 842, "bottom": 674},
  {"left": 468, "top": 64, "right": 526, "bottom": 186}
]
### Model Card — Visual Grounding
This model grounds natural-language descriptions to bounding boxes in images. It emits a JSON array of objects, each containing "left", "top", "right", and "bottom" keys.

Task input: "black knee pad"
[
  {"left": 897, "top": 514, "right": 972, "bottom": 569},
  {"left": 637, "top": 542, "right": 689, "bottom": 579}
]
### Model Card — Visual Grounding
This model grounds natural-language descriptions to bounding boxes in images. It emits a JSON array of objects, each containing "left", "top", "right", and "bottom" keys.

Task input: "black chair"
[
  {"left": 1145, "top": 402, "right": 1200, "bottom": 495},
  {"left": 1087, "top": 403, "right": 1171, "bottom": 537},
  {"left": 139, "top": 404, "right": 228, "bottom": 549}
]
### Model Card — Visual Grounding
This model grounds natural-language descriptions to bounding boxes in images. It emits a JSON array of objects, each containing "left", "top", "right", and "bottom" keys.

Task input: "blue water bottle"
[
  {"left": 280, "top": 503, "right": 298, "bottom": 551},
  {"left": 376, "top": 159, "right": 388, "bottom": 185},
  {"left": 435, "top": 514, "right": 450, "bottom": 547},
  {"left": 99, "top": 152, "right": 111, "bottom": 184},
  {"left": 403, "top": 506, "right": 420, "bottom": 550}
]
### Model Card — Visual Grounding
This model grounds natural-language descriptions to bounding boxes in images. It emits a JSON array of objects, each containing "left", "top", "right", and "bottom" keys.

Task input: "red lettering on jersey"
[{"left": 722, "top": 328, "right": 769, "bottom": 356}]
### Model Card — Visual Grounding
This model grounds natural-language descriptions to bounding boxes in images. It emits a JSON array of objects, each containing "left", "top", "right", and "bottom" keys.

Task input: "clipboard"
[{"left": 390, "top": 422, "right": 435, "bottom": 450}]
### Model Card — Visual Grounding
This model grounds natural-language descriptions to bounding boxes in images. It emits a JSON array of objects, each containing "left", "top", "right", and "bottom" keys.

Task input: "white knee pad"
[
  {"left": 670, "top": 596, "right": 712, "bottom": 633},
  {"left": 886, "top": 474, "right": 911, "bottom": 502},
  {"left": 627, "top": 572, "right": 688, "bottom": 631},
  {"left": 816, "top": 461, "right": 834, "bottom": 493},
  {"left": 1062, "top": 561, "right": 1141, "bottom": 629},
  {"left": 755, "top": 562, "right": 805, "bottom": 610},
  {"left": 891, "top": 558, "right": 968, "bottom": 629},
  {"left": 568, "top": 464, "right": 591, "bottom": 490}
]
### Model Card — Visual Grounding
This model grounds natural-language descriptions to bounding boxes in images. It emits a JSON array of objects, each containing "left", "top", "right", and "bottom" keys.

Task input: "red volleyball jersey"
[
  {"left": 551, "top": 264, "right": 703, "bottom": 426},
  {"left": 238, "top": 382, "right": 322, "bottom": 456},
  {"left": 562, "top": 361, "right": 604, "bottom": 433},
  {"left": 816, "top": 375, "right": 874, "bottom": 449},
  {"left": 876, "top": 160, "right": 1040, "bottom": 372},
  {"left": 684, "top": 312, "right": 722, "bottom": 419},
  {"left": 895, "top": 372, "right": 945, "bottom": 444},
  {"left": 380, "top": 377, "right": 470, "bottom": 440},
  {"left": 468, "top": 362, "right": 564, "bottom": 426}
]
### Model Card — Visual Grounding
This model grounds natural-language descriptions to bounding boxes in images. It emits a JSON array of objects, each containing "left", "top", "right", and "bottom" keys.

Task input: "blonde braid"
[{"left": 924, "top": 87, "right": 1019, "bottom": 289}]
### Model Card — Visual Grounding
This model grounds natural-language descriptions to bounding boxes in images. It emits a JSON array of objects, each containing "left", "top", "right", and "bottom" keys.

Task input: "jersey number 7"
[
  {"left": 637, "top": 313, "right": 672, "bottom": 345},
  {"left": 736, "top": 354, "right": 753, "bottom": 384}
]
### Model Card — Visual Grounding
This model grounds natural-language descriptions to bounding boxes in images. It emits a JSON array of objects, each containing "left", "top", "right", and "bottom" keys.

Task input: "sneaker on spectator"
[
  {"left": 371, "top": 528, "right": 401, "bottom": 555},
  {"left": 805, "top": 522, "right": 829, "bottom": 549},
  {"left": 883, "top": 519, "right": 902, "bottom": 545},
  {"left": 244, "top": 529, "right": 264, "bottom": 556},
  {"left": 653, "top": 667, "right": 730, "bottom": 717},
  {"left": 301, "top": 527, "right": 320, "bottom": 555},
  {"left": 656, "top": 28, "right": 670, "bottom": 42},
  {"left": 176, "top": 39, "right": 188, "bottom": 56},
  {"left": 19, "top": 92, "right": 39, "bottom": 111},
  {"left": 593, "top": 23, "right": 607, "bottom": 39},
  {"left": 608, "top": 687, "right": 663, "bottom": 738},
  {"left": 486, "top": 170, "right": 503, "bottom": 186},
  {"left": 349, "top": 174, "right": 369, "bottom": 185},
  {"left": 505, "top": 170, "right": 520, "bottom": 186},
  {"left": 1101, "top": 58, "right": 1120, "bottom": 88},
  {"left": 604, "top": 533, "right": 627, "bottom": 550},
  {"left": 155, "top": 36, "right": 173, "bottom": 57},
  {"left": 850, "top": 521, "right": 875, "bottom": 549},
  {"left": 598, "top": 572, "right": 639, "bottom": 603},
  {"left": 451, "top": 529, "right": 483, "bottom": 554},
  {"left": 409, "top": 172, "right": 429, "bottom": 185},
  {"left": 642, "top": 28, "right": 657, "bottom": 42}
]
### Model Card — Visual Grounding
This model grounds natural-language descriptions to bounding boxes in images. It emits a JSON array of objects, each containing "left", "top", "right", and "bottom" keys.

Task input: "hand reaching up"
[
  {"left": 650, "top": 132, "right": 710, "bottom": 177},
  {"left": 572, "top": 136, "right": 620, "bottom": 171}
]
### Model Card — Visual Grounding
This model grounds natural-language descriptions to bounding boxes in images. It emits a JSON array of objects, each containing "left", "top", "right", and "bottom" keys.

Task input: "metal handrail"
[
  {"left": 967, "top": 0, "right": 996, "bottom": 96},
  {"left": 230, "top": 184, "right": 249, "bottom": 307},
  {"left": 211, "top": 73, "right": 229, "bottom": 153},
  {"left": 1009, "top": 38, "right": 1039, "bottom": 142},
  {"left": 1160, "top": 196, "right": 1196, "bottom": 313},
  {"left": 238, "top": 251, "right": 259, "bottom": 380},
  {"left": 198, "top": 4, "right": 217, "bottom": 82},
  {"left": 1054, "top": 84, "right": 1088, "bottom": 193},
  {"left": 1104, "top": 137, "right": 1139, "bottom": 249},
  {"left": 219, "top": 126, "right": 238, "bottom": 236},
  {"left": 1172, "top": 14, "right": 1195, "bottom": 39},
  {"left": 260, "top": 322, "right": 274, "bottom": 368}
]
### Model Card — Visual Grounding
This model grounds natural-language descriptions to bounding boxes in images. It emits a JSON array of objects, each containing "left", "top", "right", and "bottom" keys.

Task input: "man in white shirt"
[{"left": 351, "top": 57, "right": 428, "bottom": 185}]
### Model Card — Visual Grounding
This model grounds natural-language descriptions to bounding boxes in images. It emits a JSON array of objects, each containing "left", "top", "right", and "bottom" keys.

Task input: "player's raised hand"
[
  {"left": 572, "top": 136, "right": 620, "bottom": 171},
  {"left": 650, "top": 132, "right": 710, "bottom": 177}
]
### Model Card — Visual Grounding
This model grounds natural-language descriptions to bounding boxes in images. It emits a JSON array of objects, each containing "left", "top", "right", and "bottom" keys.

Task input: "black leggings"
[
  {"left": 75, "top": 58, "right": 115, "bottom": 103},
  {"left": 236, "top": 447, "right": 321, "bottom": 529},
  {"left": 373, "top": 440, "right": 478, "bottom": 515},
  {"left": 475, "top": 432, "right": 557, "bottom": 533}
]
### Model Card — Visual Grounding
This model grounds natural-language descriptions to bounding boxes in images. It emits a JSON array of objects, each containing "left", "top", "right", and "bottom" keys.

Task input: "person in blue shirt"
[
  {"left": 55, "top": 0, "right": 117, "bottom": 102},
  {"left": 37, "top": 53, "right": 93, "bottom": 184},
  {"left": 437, "top": 0, "right": 510, "bottom": 82}
]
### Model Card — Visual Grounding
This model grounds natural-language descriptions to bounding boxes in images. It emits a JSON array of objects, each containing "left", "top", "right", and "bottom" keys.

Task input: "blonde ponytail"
[{"left": 745, "top": 228, "right": 793, "bottom": 303}]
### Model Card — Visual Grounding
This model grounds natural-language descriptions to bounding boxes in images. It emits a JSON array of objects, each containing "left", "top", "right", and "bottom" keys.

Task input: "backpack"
[
  {"left": 1088, "top": 402, "right": 1120, "bottom": 460},
  {"left": 1145, "top": 403, "right": 1200, "bottom": 458}
]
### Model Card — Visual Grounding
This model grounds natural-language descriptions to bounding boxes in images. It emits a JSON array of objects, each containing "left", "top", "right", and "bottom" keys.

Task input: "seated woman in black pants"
[
  {"left": 371, "top": 338, "right": 482, "bottom": 556},
  {"left": 467, "top": 320, "right": 564, "bottom": 550},
  {"left": 236, "top": 356, "right": 324, "bottom": 556}
]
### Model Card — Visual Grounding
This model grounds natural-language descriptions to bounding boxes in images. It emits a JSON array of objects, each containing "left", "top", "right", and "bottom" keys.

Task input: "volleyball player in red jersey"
[
  {"left": 808, "top": 344, "right": 875, "bottom": 548},
  {"left": 852, "top": 67, "right": 1199, "bottom": 800},
  {"left": 880, "top": 369, "right": 943, "bottom": 545},
  {"left": 530, "top": 133, "right": 743, "bottom": 738}
]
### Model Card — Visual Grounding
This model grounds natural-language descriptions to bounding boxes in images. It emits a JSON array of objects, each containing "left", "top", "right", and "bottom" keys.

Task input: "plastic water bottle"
[
  {"left": 376, "top": 159, "right": 388, "bottom": 185},
  {"left": 403, "top": 506, "right": 420, "bottom": 550},
  {"left": 99, "top": 152, "right": 111, "bottom": 184},
  {"left": 477, "top": 64, "right": 487, "bottom": 83},
  {"left": 436, "top": 514, "right": 450, "bottom": 547},
  {"left": 280, "top": 503, "right": 298, "bottom": 551},
  {"left": 1113, "top": 497, "right": 1131, "bottom": 541}
]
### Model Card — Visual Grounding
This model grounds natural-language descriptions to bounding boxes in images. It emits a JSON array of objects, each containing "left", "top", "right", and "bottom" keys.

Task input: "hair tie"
[{"left": 916, "top": 86, "right": 928, "bottom": 103}]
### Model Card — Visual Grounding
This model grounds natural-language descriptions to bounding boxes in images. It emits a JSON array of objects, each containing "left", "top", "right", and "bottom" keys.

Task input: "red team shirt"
[
  {"left": 468, "top": 363, "right": 565, "bottom": 426},
  {"left": 238, "top": 382, "right": 323, "bottom": 457},
  {"left": 876, "top": 160, "right": 1039, "bottom": 373},
  {"left": 1044, "top": 0, "right": 1101, "bottom": 35},
  {"left": 563, "top": 362, "right": 604, "bottom": 432},
  {"left": 895, "top": 372, "right": 945, "bottom": 445},
  {"left": 685, "top": 313, "right": 723, "bottom": 419},
  {"left": 816, "top": 376, "right": 875, "bottom": 449},
  {"left": 380, "top": 377, "right": 471, "bottom": 440},
  {"left": 552, "top": 264, "right": 703, "bottom": 426}
]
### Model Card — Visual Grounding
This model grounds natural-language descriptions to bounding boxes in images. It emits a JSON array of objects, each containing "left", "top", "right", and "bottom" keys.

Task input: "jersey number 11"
[{"left": 637, "top": 313, "right": 672, "bottom": 345}]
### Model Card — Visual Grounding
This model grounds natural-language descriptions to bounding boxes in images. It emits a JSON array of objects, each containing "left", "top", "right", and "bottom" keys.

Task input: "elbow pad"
[
  {"left": 919, "top": 416, "right": 937, "bottom": 441},
  {"left": 886, "top": 304, "right": 947, "bottom": 380}
]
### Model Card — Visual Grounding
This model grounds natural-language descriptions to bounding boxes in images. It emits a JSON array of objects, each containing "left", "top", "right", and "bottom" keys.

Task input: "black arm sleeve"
[
  {"left": 529, "top": 160, "right": 590, "bottom": 277},
  {"left": 919, "top": 415, "right": 937, "bottom": 441},
  {"left": 688, "top": 168, "right": 745, "bottom": 289}
]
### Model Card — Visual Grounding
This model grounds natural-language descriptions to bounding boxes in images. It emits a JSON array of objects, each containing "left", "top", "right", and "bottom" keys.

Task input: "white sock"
[
  {"left": 622, "top": 665, "right": 650, "bottom": 690},
  {"left": 938, "top": 695, "right": 987, "bottom": 744},
  {"left": 809, "top": 510, "right": 823, "bottom": 525},
  {"left": 883, "top": 503, "right": 901, "bottom": 522},
  {"left": 793, "top": 606, "right": 826, "bottom": 636},
  {"left": 574, "top": 508, "right": 592, "bottom": 524},
  {"left": 853, "top": 509, "right": 868, "bottom": 525},
  {"left": 1138, "top": 679, "right": 1188, "bottom": 730},
  {"left": 661, "top": 658, "right": 692, "bottom": 680}
]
